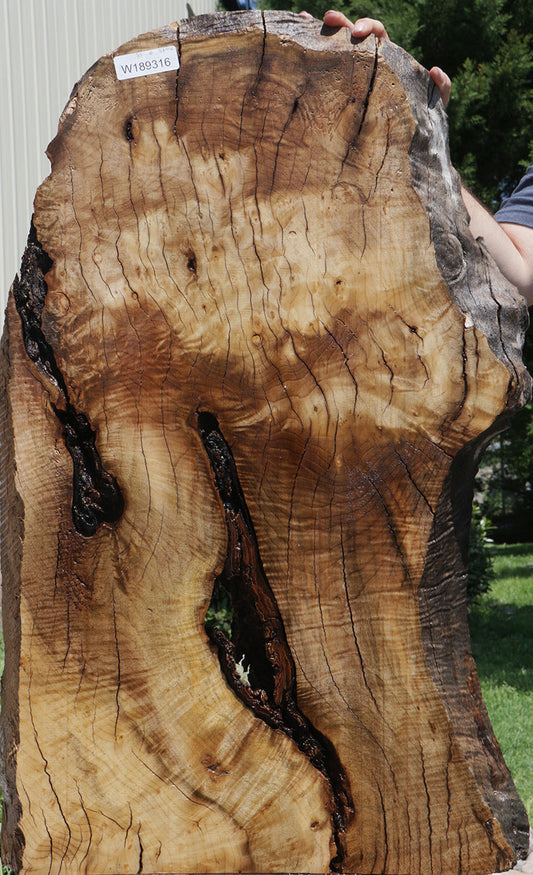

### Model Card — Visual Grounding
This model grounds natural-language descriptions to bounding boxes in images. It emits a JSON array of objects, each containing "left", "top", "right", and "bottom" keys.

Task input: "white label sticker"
[{"left": 114, "top": 45, "right": 179, "bottom": 81}]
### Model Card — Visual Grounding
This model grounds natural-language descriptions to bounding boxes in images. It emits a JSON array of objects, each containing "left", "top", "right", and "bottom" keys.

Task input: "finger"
[
  {"left": 323, "top": 11, "right": 389, "bottom": 38},
  {"left": 429, "top": 66, "right": 451, "bottom": 109},
  {"left": 323, "top": 9, "right": 355, "bottom": 30},
  {"left": 299, "top": 10, "right": 314, "bottom": 19},
  {"left": 351, "top": 17, "right": 389, "bottom": 39}
]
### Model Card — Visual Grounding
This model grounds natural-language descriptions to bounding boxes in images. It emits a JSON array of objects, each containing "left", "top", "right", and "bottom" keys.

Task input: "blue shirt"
[{"left": 495, "top": 164, "right": 533, "bottom": 229}]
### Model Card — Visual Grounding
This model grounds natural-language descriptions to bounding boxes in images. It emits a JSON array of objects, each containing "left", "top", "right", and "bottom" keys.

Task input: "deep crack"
[
  {"left": 198, "top": 410, "right": 354, "bottom": 873},
  {"left": 12, "top": 222, "right": 124, "bottom": 536}
]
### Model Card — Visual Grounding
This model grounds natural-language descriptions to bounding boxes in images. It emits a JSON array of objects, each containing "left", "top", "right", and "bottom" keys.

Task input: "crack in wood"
[
  {"left": 53, "top": 405, "right": 125, "bottom": 537},
  {"left": 111, "top": 589, "right": 122, "bottom": 739},
  {"left": 336, "top": 43, "right": 379, "bottom": 187},
  {"left": 137, "top": 828, "right": 144, "bottom": 874},
  {"left": 27, "top": 668, "right": 72, "bottom": 869},
  {"left": 74, "top": 779, "right": 93, "bottom": 866},
  {"left": 198, "top": 410, "right": 354, "bottom": 873},
  {"left": 12, "top": 223, "right": 124, "bottom": 537},
  {"left": 12, "top": 224, "right": 66, "bottom": 396}
]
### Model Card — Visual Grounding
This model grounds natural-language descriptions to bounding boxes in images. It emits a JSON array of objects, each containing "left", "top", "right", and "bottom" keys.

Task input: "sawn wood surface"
[{"left": 1, "top": 11, "right": 531, "bottom": 875}]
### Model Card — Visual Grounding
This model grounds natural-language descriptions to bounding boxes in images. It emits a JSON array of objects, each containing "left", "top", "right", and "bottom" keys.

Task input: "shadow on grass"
[
  {"left": 490, "top": 564, "right": 533, "bottom": 580},
  {"left": 468, "top": 602, "right": 533, "bottom": 693},
  {"left": 490, "top": 543, "right": 533, "bottom": 557}
]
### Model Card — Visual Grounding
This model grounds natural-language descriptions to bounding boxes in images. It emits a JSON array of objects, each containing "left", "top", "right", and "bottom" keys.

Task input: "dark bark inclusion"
[
  {"left": 198, "top": 411, "right": 354, "bottom": 873},
  {"left": 12, "top": 222, "right": 124, "bottom": 537},
  {"left": 13, "top": 222, "right": 352, "bottom": 867}
]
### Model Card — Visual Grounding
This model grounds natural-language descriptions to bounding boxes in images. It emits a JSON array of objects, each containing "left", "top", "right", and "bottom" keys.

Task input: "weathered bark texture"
[{"left": 1, "top": 11, "right": 531, "bottom": 875}]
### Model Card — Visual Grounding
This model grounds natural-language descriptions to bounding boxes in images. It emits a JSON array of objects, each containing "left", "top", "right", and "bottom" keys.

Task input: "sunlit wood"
[{"left": 1, "top": 11, "right": 530, "bottom": 875}]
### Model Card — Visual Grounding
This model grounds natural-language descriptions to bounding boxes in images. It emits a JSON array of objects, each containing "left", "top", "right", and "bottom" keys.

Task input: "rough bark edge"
[
  {"left": 177, "top": 11, "right": 377, "bottom": 67},
  {"left": 1, "top": 223, "right": 125, "bottom": 868},
  {"left": 60, "top": 23, "right": 179, "bottom": 120},
  {"left": 11, "top": 224, "right": 124, "bottom": 537},
  {"left": 381, "top": 39, "right": 530, "bottom": 405},
  {"left": 418, "top": 426, "right": 530, "bottom": 868},
  {"left": 177, "top": 9, "right": 262, "bottom": 42},
  {"left": 380, "top": 38, "right": 531, "bottom": 865},
  {"left": 0, "top": 299, "right": 25, "bottom": 873}
]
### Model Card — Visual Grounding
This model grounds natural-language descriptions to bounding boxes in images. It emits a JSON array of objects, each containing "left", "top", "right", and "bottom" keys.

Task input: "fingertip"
[
  {"left": 323, "top": 9, "right": 346, "bottom": 24},
  {"left": 352, "top": 17, "right": 389, "bottom": 39},
  {"left": 429, "top": 66, "right": 451, "bottom": 107},
  {"left": 323, "top": 9, "right": 356, "bottom": 34}
]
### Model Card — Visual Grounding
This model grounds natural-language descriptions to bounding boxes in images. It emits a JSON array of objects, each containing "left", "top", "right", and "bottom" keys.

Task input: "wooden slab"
[{"left": 1, "top": 11, "right": 530, "bottom": 875}]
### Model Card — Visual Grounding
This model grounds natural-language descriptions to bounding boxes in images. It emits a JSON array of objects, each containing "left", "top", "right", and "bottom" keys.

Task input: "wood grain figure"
[{"left": 1, "top": 11, "right": 530, "bottom": 875}]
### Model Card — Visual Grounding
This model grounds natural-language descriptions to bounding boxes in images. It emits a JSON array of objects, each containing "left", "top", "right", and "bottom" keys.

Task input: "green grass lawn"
[{"left": 468, "top": 542, "right": 533, "bottom": 823}]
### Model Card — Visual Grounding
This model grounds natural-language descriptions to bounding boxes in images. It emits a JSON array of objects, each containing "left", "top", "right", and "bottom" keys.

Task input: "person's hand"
[
  {"left": 427, "top": 65, "right": 451, "bottom": 109},
  {"left": 321, "top": 10, "right": 451, "bottom": 109},
  {"left": 323, "top": 10, "right": 388, "bottom": 39}
]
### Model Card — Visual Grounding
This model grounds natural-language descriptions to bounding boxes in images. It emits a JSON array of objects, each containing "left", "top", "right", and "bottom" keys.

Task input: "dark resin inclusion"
[
  {"left": 12, "top": 222, "right": 124, "bottom": 537},
  {"left": 198, "top": 410, "right": 354, "bottom": 873}
]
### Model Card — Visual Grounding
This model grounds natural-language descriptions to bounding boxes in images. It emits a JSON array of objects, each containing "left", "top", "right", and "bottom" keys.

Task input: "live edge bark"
[{"left": 0, "top": 11, "right": 531, "bottom": 875}]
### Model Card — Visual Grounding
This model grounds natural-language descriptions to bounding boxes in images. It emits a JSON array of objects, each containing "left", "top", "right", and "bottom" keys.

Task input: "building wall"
[{"left": 0, "top": 0, "right": 217, "bottom": 327}]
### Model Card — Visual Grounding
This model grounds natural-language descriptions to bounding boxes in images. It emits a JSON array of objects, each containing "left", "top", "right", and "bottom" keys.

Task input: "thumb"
[{"left": 429, "top": 66, "right": 451, "bottom": 109}]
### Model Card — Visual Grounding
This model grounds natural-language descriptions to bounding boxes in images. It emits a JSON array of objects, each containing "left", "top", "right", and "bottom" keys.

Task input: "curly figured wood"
[{"left": 0, "top": 10, "right": 530, "bottom": 875}]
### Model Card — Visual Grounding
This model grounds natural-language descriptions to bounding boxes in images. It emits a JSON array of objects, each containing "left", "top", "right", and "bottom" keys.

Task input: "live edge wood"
[{"left": 0, "top": 11, "right": 531, "bottom": 875}]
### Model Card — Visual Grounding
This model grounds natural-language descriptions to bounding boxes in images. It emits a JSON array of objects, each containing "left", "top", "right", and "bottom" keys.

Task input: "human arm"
[{"left": 462, "top": 189, "right": 533, "bottom": 305}]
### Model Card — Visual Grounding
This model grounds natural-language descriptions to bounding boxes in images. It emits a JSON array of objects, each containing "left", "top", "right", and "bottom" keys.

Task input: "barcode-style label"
[{"left": 114, "top": 45, "right": 179, "bottom": 81}]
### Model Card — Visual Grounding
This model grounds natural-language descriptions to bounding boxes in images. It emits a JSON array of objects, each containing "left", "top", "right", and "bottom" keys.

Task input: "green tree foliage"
[
  {"left": 262, "top": 0, "right": 533, "bottom": 208},
  {"left": 467, "top": 504, "right": 495, "bottom": 600},
  {"left": 478, "top": 327, "right": 533, "bottom": 541}
]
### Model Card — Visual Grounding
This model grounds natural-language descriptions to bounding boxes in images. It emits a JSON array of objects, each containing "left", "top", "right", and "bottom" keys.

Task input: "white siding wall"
[{"left": 0, "top": 0, "right": 216, "bottom": 328}]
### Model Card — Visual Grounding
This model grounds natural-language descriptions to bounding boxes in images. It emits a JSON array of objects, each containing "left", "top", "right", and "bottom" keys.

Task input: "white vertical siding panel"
[
  {"left": 1, "top": 0, "right": 34, "bottom": 294},
  {"left": 1, "top": 0, "right": 217, "bottom": 325},
  {"left": 0, "top": 0, "right": 16, "bottom": 295}
]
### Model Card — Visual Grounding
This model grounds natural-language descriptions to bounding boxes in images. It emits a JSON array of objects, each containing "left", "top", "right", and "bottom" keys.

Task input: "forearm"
[{"left": 462, "top": 186, "right": 533, "bottom": 306}]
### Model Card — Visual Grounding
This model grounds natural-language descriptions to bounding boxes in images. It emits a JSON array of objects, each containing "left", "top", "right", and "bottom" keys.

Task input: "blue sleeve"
[{"left": 494, "top": 164, "right": 533, "bottom": 228}]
